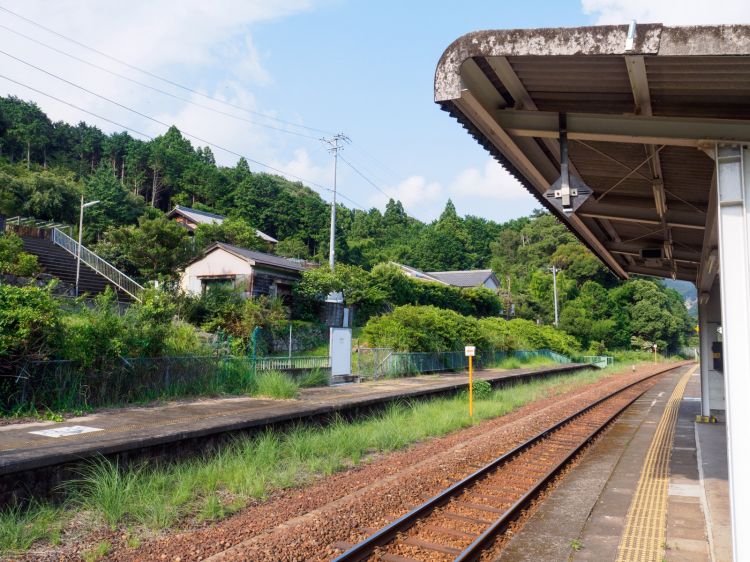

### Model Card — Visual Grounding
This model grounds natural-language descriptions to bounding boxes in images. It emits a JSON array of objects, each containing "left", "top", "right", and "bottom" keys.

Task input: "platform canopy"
[{"left": 435, "top": 23, "right": 750, "bottom": 286}]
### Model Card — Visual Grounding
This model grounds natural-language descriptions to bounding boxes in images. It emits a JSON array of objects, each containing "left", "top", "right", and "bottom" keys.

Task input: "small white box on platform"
[{"left": 464, "top": 346, "right": 476, "bottom": 357}]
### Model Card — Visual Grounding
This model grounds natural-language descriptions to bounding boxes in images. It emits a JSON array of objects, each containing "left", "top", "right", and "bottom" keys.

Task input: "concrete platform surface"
[
  {"left": 498, "top": 364, "right": 731, "bottom": 562},
  {"left": 0, "top": 363, "right": 586, "bottom": 476}
]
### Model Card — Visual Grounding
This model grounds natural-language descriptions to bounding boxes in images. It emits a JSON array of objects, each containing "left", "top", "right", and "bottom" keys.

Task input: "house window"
[{"left": 201, "top": 277, "right": 234, "bottom": 294}]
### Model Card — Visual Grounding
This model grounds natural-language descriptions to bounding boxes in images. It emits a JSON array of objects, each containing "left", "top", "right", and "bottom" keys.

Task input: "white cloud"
[
  {"left": 448, "top": 159, "right": 528, "bottom": 201},
  {"left": 367, "top": 175, "right": 445, "bottom": 221},
  {"left": 0, "top": 0, "right": 318, "bottom": 171},
  {"left": 270, "top": 148, "right": 332, "bottom": 190},
  {"left": 582, "top": 0, "right": 749, "bottom": 25},
  {"left": 364, "top": 159, "right": 535, "bottom": 222}
]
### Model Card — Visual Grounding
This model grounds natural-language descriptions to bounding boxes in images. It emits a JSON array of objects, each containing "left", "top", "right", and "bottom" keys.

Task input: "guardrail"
[
  {"left": 255, "top": 355, "right": 330, "bottom": 371},
  {"left": 51, "top": 227, "right": 144, "bottom": 301}
]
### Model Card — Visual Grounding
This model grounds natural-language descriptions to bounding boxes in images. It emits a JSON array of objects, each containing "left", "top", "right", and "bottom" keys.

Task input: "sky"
[{"left": 0, "top": 0, "right": 747, "bottom": 223}]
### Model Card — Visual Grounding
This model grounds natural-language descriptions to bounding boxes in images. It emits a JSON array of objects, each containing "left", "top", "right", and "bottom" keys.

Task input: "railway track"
[{"left": 332, "top": 366, "right": 679, "bottom": 562}]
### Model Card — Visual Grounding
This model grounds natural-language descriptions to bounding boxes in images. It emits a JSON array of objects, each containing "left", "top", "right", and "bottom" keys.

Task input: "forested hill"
[{"left": 0, "top": 96, "right": 695, "bottom": 351}]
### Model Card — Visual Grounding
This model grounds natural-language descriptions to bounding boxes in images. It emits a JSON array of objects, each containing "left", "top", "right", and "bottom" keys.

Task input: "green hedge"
[{"left": 362, "top": 305, "right": 580, "bottom": 355}]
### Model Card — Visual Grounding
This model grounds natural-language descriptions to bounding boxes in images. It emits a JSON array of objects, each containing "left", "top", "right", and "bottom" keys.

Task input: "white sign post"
[{"left": 465, "top": 346, "right": 476, "bottom": 417}]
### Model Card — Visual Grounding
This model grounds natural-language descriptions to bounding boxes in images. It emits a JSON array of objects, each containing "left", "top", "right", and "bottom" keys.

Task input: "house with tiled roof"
[
  {"left": 392, "top": 262, "right": 500, "bottom": 291},
  {"left": 181, "top": 242, "right": 306, "bottom": 301},
  {"left": 167, "top": 205, "right": 278, "bottom": 245}
]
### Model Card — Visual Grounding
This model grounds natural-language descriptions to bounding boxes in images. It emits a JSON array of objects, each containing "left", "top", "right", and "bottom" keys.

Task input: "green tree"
[
  {"left": 83, "top": 163, "right": 144, "bottom": 239},
  {"left": 95, "top": 213, "right": 193, "bottom": 280}
]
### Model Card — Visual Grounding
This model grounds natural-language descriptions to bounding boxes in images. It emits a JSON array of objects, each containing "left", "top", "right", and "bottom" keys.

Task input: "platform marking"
[
  {"left": 29, "top": 425, "right": 103, "bottom": 438},
  {"left": 615, "top": 365, "right": 696, "bottom": 562}
]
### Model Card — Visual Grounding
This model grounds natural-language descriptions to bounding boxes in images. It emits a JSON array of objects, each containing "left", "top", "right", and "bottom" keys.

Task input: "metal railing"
[
  {"left": 51, "top": 227, "right": 144, "bottom": 301},
  {"left": 255, "top": 355, "right": 330, "bottom": 371},
  {"left": 572, "top": 355, "right": 615, "bottom": 369}
]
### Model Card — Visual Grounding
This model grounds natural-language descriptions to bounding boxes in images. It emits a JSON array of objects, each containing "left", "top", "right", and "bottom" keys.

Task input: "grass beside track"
[{"left": 0, "top": 362, "right": 658, "bottom": 556}]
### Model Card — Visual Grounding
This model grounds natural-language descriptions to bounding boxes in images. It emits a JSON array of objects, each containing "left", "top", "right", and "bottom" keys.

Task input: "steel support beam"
[
  {"left": 578, "top": 211, "right": 705, "bottom": 230},
  {"left": 715, "top": 144, "right": 750, "bottom": 561},
  {"left": 454, "top": 90, "right": 628, "bottom": 278},
  {"left": 492, "top": 109, "right": 750, "bottom": 147}
]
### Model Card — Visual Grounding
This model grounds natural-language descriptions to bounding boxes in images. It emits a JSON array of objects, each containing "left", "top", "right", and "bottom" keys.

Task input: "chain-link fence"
[
  {"left": 354, "top": 348, "right": 580, "bottom": 380},
  {"left": 1, "top": 354, "right": 332, "bottom": 413}
]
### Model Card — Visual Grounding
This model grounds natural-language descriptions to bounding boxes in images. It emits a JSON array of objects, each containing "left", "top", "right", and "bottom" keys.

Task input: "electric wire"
[
  {"left": 0, "top": 74, "right": 365, "bottom": 209},
  {"left": 0, "top": 25, "right": 321, "bottom": 141},
  {"left": 0, "top": 73, "right": 153, "bottom": 139},
  {"left": 338, "top": 154, "right": 391, "bottom": 199},
  {"left": 0, "top": 5, "right": 335, "bottom": 135}
]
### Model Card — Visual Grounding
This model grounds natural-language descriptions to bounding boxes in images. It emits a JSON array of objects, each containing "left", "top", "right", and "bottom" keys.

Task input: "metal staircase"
[{"left": 14, "top": 225, "right": 143, "bottom": 302}]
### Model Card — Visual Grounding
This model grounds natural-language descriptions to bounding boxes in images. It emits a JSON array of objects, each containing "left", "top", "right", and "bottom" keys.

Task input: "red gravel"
[{"left": 22, "top": 363, "right": 684, "bottom": 562}]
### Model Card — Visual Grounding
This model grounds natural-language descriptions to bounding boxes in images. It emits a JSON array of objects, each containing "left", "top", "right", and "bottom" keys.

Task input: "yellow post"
[{"left": 469, "top": 355, "right": 473, "bottom": 418}]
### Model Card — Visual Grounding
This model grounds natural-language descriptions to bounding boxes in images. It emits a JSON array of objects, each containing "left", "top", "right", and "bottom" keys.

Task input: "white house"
[
  {"left": 392, "top": 262, "right": 500, "bottom": 291},
  {"left": 181, "top": 242, "right": 305, "bottom": 301}
]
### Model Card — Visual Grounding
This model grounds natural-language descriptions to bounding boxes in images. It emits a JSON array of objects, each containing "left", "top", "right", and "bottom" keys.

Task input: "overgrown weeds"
[
  {"left": 0, "top": 364, "right": 632, "bottom": 555},
  {"left": 255, "top": 371, "right": 299, "bottom": 399}
]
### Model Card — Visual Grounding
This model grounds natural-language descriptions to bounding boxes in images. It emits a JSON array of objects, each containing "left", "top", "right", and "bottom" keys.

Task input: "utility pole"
[
  {"left": 548, "top": 265, "right": 559, "bottom": 327},
  {"left": 322, "top": 133, "right": 350, "bottom": 269}
]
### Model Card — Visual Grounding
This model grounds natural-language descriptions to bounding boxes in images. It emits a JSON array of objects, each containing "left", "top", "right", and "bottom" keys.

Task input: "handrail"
[
  {"left": 255, "top": 355, "right": 330, "bottom": 370},
  {"left": 51, "top": 227, "right": 144, "bottom": 301}
]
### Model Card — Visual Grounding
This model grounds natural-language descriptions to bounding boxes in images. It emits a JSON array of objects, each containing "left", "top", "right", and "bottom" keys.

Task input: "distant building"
[
  {"left": 167, "top": 205, "right": 278, "bottom": 246},
  {"left": 181, "top": 242, "right": 305, "bottom": 302},
  {"left": 392, "top": 262, "right": 500, "bottom": 291}
]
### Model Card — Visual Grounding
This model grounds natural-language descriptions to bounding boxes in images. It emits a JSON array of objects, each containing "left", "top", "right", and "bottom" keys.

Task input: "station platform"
[
  {"left": 0, "top": 362, "right": 587, "bottom": 503},
  {"left": 498, "top": 363, "right": 732, "bottom": 562}
]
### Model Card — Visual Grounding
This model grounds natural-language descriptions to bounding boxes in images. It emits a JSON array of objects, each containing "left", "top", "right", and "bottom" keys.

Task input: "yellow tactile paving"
[{"left": 615, "top": 364, "right": 696, "bottom": 562}]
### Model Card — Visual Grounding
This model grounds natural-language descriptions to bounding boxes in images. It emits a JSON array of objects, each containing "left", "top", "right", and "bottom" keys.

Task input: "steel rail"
[{"left": 333, "top": 362, "right": 688, "bottom": 562}]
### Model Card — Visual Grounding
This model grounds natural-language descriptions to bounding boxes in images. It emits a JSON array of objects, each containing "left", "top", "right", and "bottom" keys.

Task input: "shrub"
[
  {"left": 0, "top": 232, "right": 39, "bottom": 277},
  {"left": 0, "top": 284, "right": 61, "bottom": 375},
  {"left": 363, "top": 305, "right": 580, "bottom": 355},
  {"left": 471, "top": 379, "right": 493, "bottom": 400},
  {"left": 362, "top": 305, "right": 488, "bottom": 352}
]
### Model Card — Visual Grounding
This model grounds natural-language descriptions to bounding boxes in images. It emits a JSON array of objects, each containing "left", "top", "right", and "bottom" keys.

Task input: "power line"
[
  {"left": 0, "top": 5, "right": 335, "bottom": 136},
  {"left": 0, "top": 74, "right": 366, "bottom": 209},
  {"left": 0, "top": 24, "right": 321, "bottom": 141},
  {"left": 0, "top": 74, "right": 153, "bottom": 139},
  {"left": 348, "top": 142, "right": 404, "bottom": 183},
  {"left": 339, "top": 154, "right": 391, "bottom": 200}
]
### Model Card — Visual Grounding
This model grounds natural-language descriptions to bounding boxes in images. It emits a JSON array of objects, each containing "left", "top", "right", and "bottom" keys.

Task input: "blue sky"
[{"left": 1, "top": 0, "right": 746, "bottom": 223}]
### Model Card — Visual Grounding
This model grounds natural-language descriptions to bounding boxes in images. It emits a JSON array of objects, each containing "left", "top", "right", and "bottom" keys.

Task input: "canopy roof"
[{"left": 435, "top": 23, "right": 750, "bottom": 285}]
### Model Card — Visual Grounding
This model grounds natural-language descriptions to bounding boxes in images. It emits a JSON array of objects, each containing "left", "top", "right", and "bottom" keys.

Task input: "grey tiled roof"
[
  {"left": 168, "top": 206, "right": 278, "bottom": 243},
  {"left": 426, "top": 269, "right": 495, "bottom": 287},
  {"left": 213, "top": 242, "right": 306, "bottom": 272}
]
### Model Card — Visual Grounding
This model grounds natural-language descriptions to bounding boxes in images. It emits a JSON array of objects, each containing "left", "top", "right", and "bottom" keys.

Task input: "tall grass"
[
  {"left": 255, "top": 371, "right": 299, "bottom": 399},
  {"left": 488, "top": 354, "right": 557, "bottom": 370},
  {"left": 0, "top": 503, "right": 64, "bottom": 555},
  {"left": 0, "top": 364, "right": 629, "bottom": 555}
]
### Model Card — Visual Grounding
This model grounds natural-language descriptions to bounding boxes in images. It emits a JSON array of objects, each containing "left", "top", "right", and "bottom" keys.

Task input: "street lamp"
[{"left": 75, "top": 195, "right": 100, "bottom": 297}]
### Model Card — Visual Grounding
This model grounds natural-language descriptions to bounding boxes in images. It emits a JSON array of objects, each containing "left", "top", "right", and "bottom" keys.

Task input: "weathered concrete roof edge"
[{"left": 435, "top": 23, "right": 750, "bottom": 102}]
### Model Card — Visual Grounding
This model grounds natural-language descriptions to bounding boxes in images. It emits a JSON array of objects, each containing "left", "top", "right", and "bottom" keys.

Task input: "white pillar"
[
  {"left": 715, "top": 144, "right": 750, "bottom": 561},
  {"left": 698, "top": 301, "right": 711, "bottom": 417},
  {"left": 698, "top": 280, "right": 723, "bottom": 418}
]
